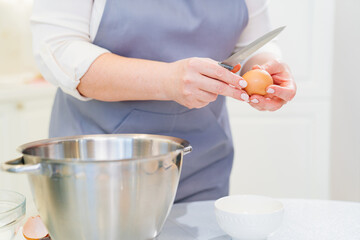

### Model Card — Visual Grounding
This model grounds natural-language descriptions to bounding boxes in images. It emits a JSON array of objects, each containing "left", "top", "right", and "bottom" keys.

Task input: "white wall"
[
  {"left": 0, "top": 0, "right": 36, "bottom": 75},
  {"left": 330, "top": 0, "right": 360, "bottom": 201}
]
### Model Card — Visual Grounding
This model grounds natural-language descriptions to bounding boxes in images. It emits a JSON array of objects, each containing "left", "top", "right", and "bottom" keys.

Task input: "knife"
[{"left": 219, "top": 26, "right": 285, "bottom": 73}]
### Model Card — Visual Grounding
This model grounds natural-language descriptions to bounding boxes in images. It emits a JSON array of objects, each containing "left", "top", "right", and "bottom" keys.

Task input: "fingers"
[
  {"left": 261, "top": 59, "right": 289, "bottom": 75},
  {"left": 197, "top": 75, "right": 249, "bottom": 102},
  {"left": 249, "top": 95, "right": 286, "bottom": 111},
  {"left": 189, "top": 58, "right": 247, "bottom": 89},
  {"left": 218, "top": 85, "right": 249, "bottom": 102},
  {"left": 192, "top": 100, "right": 210, "bottom": 109},
  {"left": 176, "top": 57, "right": 252, "bottom": 109},
  {"left": 261, "top": 61, "right": 295, "bottom": 87},
  {"left": 252, "top": 64, "right": 265, "bottom": 70},
  {"left": 251, "top": 60, "right": 296, "bottom": 102},
  {"left": 265, "top": 84, "right": 296, "bottom": 102},
  {"left": 195, "top": 90, "right": 218, "bottom": 103}
]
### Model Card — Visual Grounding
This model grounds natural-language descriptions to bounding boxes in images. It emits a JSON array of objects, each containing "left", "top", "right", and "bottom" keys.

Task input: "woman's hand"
[
  {"left": 167, "top": 58, "right": 249, "bottom": 109},
  {"left": 248, "top": 60, "right": 296, "bottom": 111}
]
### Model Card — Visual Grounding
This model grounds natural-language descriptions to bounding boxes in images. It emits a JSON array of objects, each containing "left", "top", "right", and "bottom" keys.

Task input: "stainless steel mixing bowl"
[{"left": 2, "top": 134, "right": 191, "bottom": 240}]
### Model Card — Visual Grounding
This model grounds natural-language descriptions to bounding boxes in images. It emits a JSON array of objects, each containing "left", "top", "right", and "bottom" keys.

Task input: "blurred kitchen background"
[{"left": 0, "top": 0, "right": 359, "bottom": 210}]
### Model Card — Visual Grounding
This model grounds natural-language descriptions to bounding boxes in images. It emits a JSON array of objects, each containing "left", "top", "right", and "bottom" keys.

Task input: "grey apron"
[{"left": 49, "top": 0, "right": 249, "bottom": 202}]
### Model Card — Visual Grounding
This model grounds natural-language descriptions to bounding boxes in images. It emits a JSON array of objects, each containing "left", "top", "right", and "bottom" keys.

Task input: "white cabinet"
[
  {"left": 228, "top": 98, "right": 331, "bottom": 199},
  {"left": 0, "top": 83, "right": 55, "bottom": 210},
  {"left": 228, "top": 0, "right": 334, "bottom": 199}
]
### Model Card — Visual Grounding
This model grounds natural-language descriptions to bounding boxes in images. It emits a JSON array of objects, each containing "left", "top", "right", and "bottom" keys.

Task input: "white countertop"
[
  {"left": 16, "top": 199, "right": 360, "bottom": 240},
  {"left": 158, "top": 199, "right": 360, "bottom": 240}
]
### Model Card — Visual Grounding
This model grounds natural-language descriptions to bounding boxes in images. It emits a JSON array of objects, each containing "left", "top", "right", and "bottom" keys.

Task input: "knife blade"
[{"left": 219, "top": 26, "right": 285, "bottom": 73}]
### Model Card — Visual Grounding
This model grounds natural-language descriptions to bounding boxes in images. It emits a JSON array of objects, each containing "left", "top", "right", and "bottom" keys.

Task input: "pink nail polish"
[{"left": 251, "top": 99, "right": 259, "bottom": 104}]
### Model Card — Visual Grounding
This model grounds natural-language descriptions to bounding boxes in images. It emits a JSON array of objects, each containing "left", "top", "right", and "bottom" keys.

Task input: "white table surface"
[
  {"left": 158, "top": 199, "right": 360, "bottom": 240},
  {"left": 16, "top": 199, "right": 360, "bottom": 240}
]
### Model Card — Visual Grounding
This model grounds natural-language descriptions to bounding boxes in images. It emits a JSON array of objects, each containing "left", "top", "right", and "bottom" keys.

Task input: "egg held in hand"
[{"left": 242, "top": 69, "right": 273, "bottom": 96}]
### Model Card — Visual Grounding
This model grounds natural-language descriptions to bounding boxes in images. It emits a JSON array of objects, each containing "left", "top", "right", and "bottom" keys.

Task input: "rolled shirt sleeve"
[
  {"left": 31, "top": 0, "right": 109, "bottom": 101},
  {"left": 237, "top": 0, "right": 282, "bottom": 64},
  {"left": 31, "top": 0, "right": 280, "bottom": 101}
]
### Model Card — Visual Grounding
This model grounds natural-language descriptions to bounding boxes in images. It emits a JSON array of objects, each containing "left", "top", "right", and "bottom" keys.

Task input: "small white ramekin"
[{"left": 215, "top": 195, "right": 284, "bottom": 240}]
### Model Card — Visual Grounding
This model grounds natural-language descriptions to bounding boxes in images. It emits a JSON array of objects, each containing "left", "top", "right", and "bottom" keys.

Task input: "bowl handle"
[
  {"left": 2, "top": 157, "right": 42, "bottom": 174},
  {"left": 183, "top": 145, "right": 192, "bottom": 155}
]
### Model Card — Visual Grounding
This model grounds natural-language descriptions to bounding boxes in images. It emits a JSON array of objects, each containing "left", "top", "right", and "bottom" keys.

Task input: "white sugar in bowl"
[{"left": 215, "top": 195, "right": 284, "bottom": 240}]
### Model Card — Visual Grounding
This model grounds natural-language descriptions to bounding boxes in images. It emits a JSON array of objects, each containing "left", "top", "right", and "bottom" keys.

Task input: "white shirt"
[{"left": 31, "top": 0, "right": 280, "bottom": 100}]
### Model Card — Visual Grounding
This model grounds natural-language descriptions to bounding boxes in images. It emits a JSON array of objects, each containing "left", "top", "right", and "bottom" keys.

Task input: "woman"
[{"left": 31, "top": 0, "right": 296, "bottom": 202}]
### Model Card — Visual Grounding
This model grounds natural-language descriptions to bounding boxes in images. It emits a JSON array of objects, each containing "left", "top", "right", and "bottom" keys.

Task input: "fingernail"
[
  {"left": 251, "top": 99, "right": 259, "bottom": 104},
  {"left": 266, "top": 98, "right": 271, "bottom": 101},
  {"left": 267, "top": 88, "right": 275, "bottom": 94},
  {"left": 239, "top": 80, "right": 247, "bottom": 88},
  {"left": 241, "top": 93, "right": 249, "bottom": 101}
]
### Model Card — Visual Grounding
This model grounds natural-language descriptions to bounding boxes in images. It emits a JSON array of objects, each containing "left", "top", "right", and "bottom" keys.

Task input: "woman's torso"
[{"left": 50, "top": 0, "right": 249, "bottom": 202}]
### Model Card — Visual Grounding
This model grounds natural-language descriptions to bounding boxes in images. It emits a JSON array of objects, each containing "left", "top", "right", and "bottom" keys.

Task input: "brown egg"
[{"left": 242, "top": 69, "right": 273, "bottom": 96}]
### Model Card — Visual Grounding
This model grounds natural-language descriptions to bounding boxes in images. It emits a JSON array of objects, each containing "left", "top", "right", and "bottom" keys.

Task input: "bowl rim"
[
  {"left": 214, "top": 194, "right": 284, "bottom": 215},
  {"left": 17, "top": 134, "right": 191, "bottom": 163},
  {"left": 0, "top": 190, "right": 26, "bottom": 217}
]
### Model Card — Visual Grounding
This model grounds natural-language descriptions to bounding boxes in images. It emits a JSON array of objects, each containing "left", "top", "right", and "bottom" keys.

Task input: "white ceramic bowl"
[{"left": 215, "top": 195, "right": 284, "bottom": 240}]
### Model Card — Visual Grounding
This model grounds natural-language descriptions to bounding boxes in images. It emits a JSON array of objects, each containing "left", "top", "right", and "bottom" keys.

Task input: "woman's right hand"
[{"left": 167, "top": 58, "right": 249, "bottom": 109}]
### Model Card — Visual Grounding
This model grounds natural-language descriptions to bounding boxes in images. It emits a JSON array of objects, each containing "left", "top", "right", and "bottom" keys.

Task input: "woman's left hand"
[{"left": 248, "top": 60, "right": 296, "bottom": 111}]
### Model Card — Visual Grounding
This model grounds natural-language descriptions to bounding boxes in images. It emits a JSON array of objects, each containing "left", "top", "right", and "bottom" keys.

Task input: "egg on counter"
[
  {"left": 22, "top": 216, "right": 51, "bottom": 240},
  {"left": 242, "top": 69, "right": 273, "bottom": 96}
]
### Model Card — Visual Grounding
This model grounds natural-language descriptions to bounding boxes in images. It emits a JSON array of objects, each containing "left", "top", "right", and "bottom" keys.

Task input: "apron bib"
[{"left": 50, "top": 0, "right": 248, "bottom": 202}]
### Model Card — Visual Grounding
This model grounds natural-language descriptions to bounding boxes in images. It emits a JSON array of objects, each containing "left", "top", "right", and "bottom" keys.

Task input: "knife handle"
[
  {"left": 231, "top": 64, "right": 241, "bottom": 73},
  {"left": 218, "top": 63, "right": 241, "bottom": 73}
]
